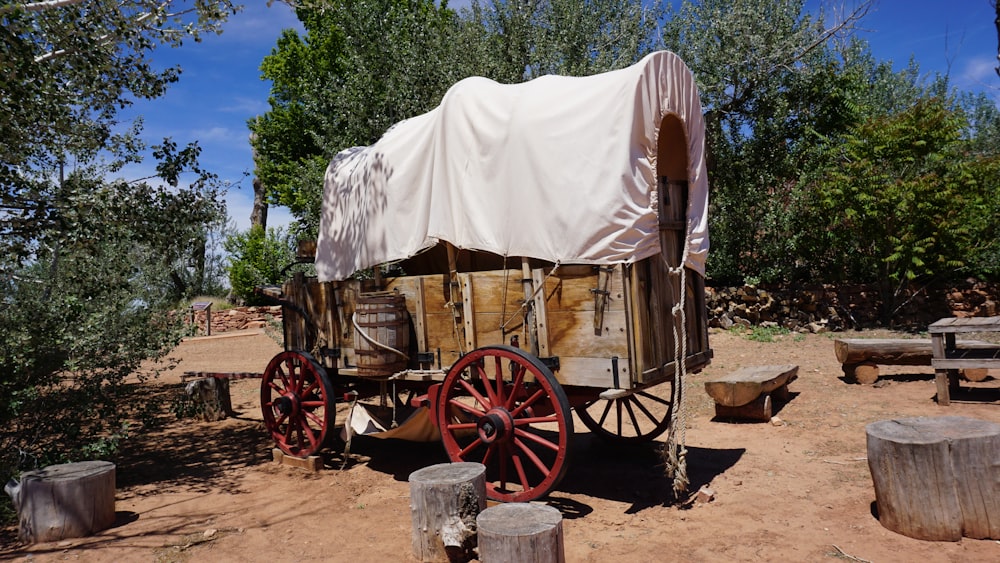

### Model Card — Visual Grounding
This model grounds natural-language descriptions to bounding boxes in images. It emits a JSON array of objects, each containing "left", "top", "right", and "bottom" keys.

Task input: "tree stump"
[
  {"left": 4, "top": 461, "right": 116, "bottom": 544},
  {"left": 477, "top": 503, "right": 565, "bottom": 563},
  {"left": 843, "top": 362, "right": 880, "bottom": 385},
  {"left": 409, "top": 462, "right": 486, "bottom": 562},
  {"left": 184, "top": 377, "right": 233, "bottom": 421},
  {"left": 866, "top": 416, "right": 1000, "bottom": 541}
]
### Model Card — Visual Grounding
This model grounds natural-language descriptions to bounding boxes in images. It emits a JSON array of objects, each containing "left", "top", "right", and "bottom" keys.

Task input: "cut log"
[
  {"left": 409, "top": 462, "right": 486, "bottom": 562},
  {"left": 477, "top": 503, "right": 565, "bottom": 563},
  {"left": 866, "top": 416, "right": 1000, "bottom": 541},
  {"left": 842, "top": 362, "right": 880, "bottom": 385},
  {"left": 835, "top": 338, "right": 941, "bottom": 365},
  {"left": 961, "top": 368, "right": 989, "bottom": 382},
  {"left": 184, "top": 377, "right": 233, "bottom": 422},
  {"left": 704, "top": 365, "right": 798, "bottom": 407},
  {"left": 714, "top": 393, "right": 772, "bottom": 422},
  {"left": 4, "top": 461, "right": 116, "bottom": 544}
]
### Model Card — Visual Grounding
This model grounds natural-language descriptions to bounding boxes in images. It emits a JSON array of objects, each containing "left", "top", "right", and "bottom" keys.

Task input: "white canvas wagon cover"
[{"left": 316, "top": 50, "right": 709, "bottom": 282}]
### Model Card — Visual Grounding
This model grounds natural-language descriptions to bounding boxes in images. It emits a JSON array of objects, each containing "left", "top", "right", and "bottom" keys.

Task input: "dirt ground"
[{"left": 3, "top": 327, "right": 999, "bottom": 562}]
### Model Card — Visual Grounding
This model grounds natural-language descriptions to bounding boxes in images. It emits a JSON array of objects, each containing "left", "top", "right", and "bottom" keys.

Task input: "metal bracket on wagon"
[{"left": 539, "top": 356, "right": 560, "bottom": 371}]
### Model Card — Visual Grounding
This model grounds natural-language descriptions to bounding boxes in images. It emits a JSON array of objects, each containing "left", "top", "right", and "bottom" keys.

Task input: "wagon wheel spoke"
[
  {"left": 576, "top": 381, "right": 677, "bottom": 444},
  {"left": 437, "top": 346, "right": 572, "bottom": 503},
  {"left": 513, "top": 436, "right": 551, "bottom": 476},
  {"left": 514, "top": 427, "right": 561, "bottom": 452},
  {"left": 627, "top": 395, "right": 661, "bottom": 431},
  {"left": 505, "top": 364, "right": 527, "bottom": 410}
]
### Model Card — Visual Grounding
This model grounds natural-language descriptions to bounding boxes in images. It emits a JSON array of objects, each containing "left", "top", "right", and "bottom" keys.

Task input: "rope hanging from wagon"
[{"left": 662, "top": 216, "right": 693, "bottom": 498}]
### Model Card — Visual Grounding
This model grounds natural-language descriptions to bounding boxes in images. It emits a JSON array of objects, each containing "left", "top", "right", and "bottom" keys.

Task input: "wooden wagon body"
[{"left": 260, "top": 51, "right": 712, "bottom": 502}]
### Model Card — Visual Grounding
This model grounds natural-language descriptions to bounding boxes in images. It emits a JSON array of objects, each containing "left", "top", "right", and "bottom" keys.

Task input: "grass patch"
[{"left": 728, "top": 324, "right": 792, "bottom": 343}]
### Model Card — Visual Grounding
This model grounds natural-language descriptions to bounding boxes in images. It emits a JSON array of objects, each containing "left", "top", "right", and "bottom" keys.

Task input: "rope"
[
  {"left": 445, "top": 300, "right": 465, "bottom": 355},
  {"left": 351, "top": 313, "right": 409, "bottom": 360},
  {"left": 662, "top": 216, "right": 693, "bottom": 498},
  {"left": 499, "top": 262, "right": 561, "bottom": 331}
]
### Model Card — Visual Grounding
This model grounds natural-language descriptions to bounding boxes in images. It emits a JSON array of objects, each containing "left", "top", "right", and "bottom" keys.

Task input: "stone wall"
[
  {"left": 187, "top": 305, "right": 283, "bottom": 335},
  {"left": 185, "top": 280, "right": 998, "bottom": 337},
  {"left": 707, "top": 280, "right": 999, "bottom": 332}
]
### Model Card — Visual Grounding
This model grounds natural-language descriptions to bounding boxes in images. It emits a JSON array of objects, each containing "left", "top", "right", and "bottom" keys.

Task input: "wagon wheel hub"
[
  {"left": 274, "top": 393, "right": 299, "bottom": 417},
  {"left": 478, "top": 407, "right": 515, "bottom": 445}
]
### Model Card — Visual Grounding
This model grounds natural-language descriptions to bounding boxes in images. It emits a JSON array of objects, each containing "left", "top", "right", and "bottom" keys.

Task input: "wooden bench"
[
  {"left": 834, "top": 338, "right": 991, "bottom": 384},
  {"left": 704, "top": 365, "right": 798, "bottom": 422}
]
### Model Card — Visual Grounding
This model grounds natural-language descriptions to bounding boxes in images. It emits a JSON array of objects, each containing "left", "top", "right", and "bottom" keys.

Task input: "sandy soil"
[{"left": 3, "top": 328, "right": 999, "bottom": 562}]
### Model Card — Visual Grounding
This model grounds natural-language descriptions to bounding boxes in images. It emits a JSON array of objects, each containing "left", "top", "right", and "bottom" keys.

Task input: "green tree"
[
  {"left": 251, "top": 0, "right": 464, "bottom": 231},
  {"left": 0, "top": 158, "right": 226, "bottom": 478},
  {"left": 1, "top": 0, "right": 238, "bottom": 215},
  {"left": 803, "top": 97, "right": 1000, "bottom": 319},
  {"left": 253, "top": 0, "right": 666, "bottom": 230},
  {"left": 224, "top": 225, "right": 299, "bottom": 305},
  {"left": 0, "top": 0, "right": 236, "bottom": 514},
  {"left": 660, "top": 0, "right": 873, "bottom": 283}
]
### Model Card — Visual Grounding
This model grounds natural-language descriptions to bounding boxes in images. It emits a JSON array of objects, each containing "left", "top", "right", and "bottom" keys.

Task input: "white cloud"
[
  {"left": 222, "top": 96, "right": 270, "bottom": 115},
  {"left": 222, "top": 3, "right": 303, "bottom": 41},
  {"left": 959, "top": 56, "right": 999, "bottom": 88}
]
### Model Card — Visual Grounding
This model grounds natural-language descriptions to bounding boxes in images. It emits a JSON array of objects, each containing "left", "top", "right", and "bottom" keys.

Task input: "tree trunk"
[
  {"left": 251, "top": 176, "right": 268, "bottom": 229},
  {"left": 477, "top": 503, "right": 565, "bottom": 563},
  {"left": 409, "top": 462, "right": 486, "bottom": 562},
  {"left": 866, "top": 416, "right": 1000, "bottom": 541},
  {"left": 5, "top": 461, "right": 116, "bottom": 544}
]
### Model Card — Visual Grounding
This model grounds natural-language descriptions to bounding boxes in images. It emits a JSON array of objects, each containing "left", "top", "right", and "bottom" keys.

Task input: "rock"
[{"left": 695, "top": 486, "right": 715, "bottom": 503}]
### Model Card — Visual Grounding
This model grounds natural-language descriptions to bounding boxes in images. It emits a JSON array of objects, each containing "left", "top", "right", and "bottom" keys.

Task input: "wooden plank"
[
  {"left": 532, "top": 268, "right": 551, "bottom": 358},
  {"left": 549, "top": 356, "right": 620, "bottom": 389},
  {"left": 622, "top": 265, "right": 641, "bottom": 389},
  {"left": 413, "top": 277, "right": 428, "bottom": 355},
  {"left": 461, "top": 273, "right": 476, "bottom": 353},
  {"left": 545, "top": 310, "right": 629, "bottom": 359},
  {"left": 929, "top": 316, "right": 1000, "bottom": 333},
  {"left": 704, "top": 365, "right": 799, "bottom": 408}
]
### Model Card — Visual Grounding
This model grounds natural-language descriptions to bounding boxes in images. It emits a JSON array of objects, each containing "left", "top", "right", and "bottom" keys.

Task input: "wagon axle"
[{"left": 477, "top": 408, "right": 515, "bottom": 444}]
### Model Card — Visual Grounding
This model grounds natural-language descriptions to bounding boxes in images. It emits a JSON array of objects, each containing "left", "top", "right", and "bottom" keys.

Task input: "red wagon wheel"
[
  {"left": 576, "top": 379, "right": 677, "bottom": 443},
  {"left": 437, "top": 346, "right": 573, "bottom": 503},
  {"left": 261, "top": 350, "right": 335, "bottom": 457}
]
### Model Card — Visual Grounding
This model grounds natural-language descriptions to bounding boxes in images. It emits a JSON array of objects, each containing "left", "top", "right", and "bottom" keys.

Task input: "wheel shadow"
[
  {"left": 556, "top": 433, "right": 745, "bottom": 514},
  {"left": 332, "top": 431, "right": 743, "bottom": 515}
]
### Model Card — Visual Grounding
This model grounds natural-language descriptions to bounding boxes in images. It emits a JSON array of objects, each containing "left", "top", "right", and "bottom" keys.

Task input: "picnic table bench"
[{"left": 929, "top": 317, "right": 1000, "bottom": 405}]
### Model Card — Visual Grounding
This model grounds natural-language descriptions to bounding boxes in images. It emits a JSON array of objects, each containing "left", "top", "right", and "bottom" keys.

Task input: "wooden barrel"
[{"left": 354, "top": 291, "right": 410, "bottom": 376}]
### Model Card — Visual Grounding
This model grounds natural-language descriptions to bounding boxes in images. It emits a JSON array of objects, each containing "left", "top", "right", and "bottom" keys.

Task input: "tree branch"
[{"left": 8, "top": 0, "right": 87, "bottom": 14}]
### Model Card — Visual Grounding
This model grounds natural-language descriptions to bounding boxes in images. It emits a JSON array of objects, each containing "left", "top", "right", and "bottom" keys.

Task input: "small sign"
[{"left": 191, "top": 301, "right": 212, "bottom": 311}]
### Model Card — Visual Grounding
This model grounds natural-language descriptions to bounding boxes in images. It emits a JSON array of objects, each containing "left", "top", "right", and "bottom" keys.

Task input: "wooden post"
[
  {"left": 866, "top": 416, "right": 1000, "bottom": 541},
  {"left": 477, "top": 503, "right": 565, "bottom": 563},
  {"left": 409, "top": 462, "right": 486, "bottom": 562},
  {"left": 4, "top": 461, "right": 116, "bottom": 544}
]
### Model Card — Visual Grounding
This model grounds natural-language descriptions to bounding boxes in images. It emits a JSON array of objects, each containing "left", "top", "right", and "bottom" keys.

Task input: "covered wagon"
[{"left": 261, "top": 50, "right": 712, "bottom": 502}]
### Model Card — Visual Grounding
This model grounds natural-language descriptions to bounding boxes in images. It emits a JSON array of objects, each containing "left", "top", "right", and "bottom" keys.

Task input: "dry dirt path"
[{"left": 3, "top": 328, "right": 999, "bottom": 562}]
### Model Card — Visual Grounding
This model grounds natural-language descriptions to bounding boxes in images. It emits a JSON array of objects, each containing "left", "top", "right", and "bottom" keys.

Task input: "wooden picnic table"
[{"left": 929, "top": 316, "right": 1000, "bottom": 405}]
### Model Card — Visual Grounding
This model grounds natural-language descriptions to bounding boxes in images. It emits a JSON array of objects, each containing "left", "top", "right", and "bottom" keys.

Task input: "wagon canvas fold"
[{"left": 261, "top": 51, "right": 713, "bottom": 502}]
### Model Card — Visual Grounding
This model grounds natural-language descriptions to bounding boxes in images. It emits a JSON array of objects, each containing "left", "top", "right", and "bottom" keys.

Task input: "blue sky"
[{"left": 120, "top": 1, "right": 999, "bottom": 233}]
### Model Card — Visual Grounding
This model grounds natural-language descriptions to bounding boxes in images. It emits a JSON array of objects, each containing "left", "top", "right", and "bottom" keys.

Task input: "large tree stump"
[
  {"left": 409, "top": 462, "right": 486, "bottom": 562},
  {"left": 477, "top": 503, "right": 565, "bottom": 563},
  {"left": 184, "top": 377, "right": 233, "bottom": 421},
  {"left": 866, "top": 416, "right": 1000, "bottom": 541},
  {"left": 4, "top": 461, "right": 116, "bottom": 544}
]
